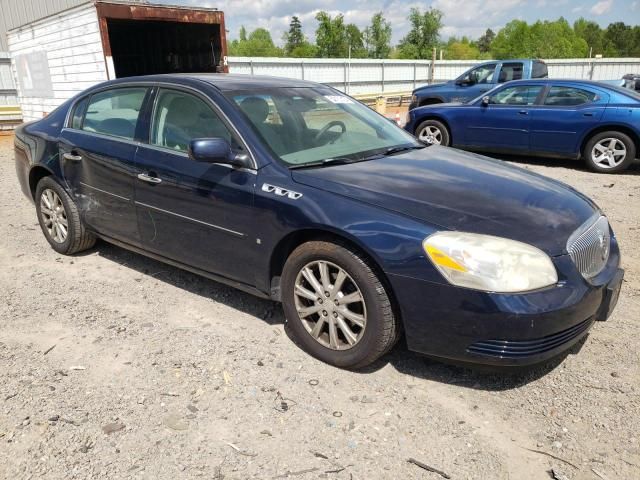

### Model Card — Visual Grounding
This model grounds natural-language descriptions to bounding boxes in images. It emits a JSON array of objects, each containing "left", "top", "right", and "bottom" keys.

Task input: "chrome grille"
[{"left": 567, "top": 215, "right": 610, "bottom": 279}]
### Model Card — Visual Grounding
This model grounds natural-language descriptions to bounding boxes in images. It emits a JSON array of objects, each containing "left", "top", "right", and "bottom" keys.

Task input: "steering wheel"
[{"left": 314, "top": 120, "right": 347, "bottom": 145}]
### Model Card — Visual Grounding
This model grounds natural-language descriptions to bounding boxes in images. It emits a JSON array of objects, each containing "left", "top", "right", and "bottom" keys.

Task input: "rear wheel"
[
  {"left": 281, "top": 241, "right": 399, "bottom": 369},
  {"left": 35, "top": 176, "right": 96, "bottom": 255},
  {"left": 415, "top": 119, "right": 450, "bottom": 146},
  {"left": 583, "top": 131, "right": 636, "bottom": 173}
]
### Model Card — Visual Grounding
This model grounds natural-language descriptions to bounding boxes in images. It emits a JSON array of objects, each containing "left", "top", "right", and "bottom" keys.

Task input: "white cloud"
[{"left": 590, "top": 0, "right": 614, "bottom": 16}]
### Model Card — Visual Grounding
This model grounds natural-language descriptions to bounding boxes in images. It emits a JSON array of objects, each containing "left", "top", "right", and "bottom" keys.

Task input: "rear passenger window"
[
  {"left": 544, "top": 87, "right": 597, "bottom": 106},
  {"left": 82, "top": 88, "right": 147, "bottom": 140},
  {"left": 151, "top": 89, "right": 235, "bottom": 152},
  {"left": 498, "top": 63, "right": 523, "bottom": 82},
  {"left": 70, "top": 96, "right": 89, "bottom": 129},
  {"left": 532, "top": 62, "right": 549, "bottom": 79}
]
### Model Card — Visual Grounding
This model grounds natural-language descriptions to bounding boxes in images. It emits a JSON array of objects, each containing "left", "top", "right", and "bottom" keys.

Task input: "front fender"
[{"left": 253, "top": 165, "right": 447, "bottom": 295}]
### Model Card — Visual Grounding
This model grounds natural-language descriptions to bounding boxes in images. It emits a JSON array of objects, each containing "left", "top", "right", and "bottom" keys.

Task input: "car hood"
[
  {"left": 415, "top": 81, "right": 452, "bottom": 92},
  {"left": 291, "top": 147, "right": 598, "bottom": 256}
]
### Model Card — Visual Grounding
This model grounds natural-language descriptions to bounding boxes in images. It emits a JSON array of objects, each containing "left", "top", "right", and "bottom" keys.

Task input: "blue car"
[
  {"left": 14, "top": 74, "right": 623, "bottom": 369},
  {"left": 406, "top": 79, "right": 640, "bottom": 173}
]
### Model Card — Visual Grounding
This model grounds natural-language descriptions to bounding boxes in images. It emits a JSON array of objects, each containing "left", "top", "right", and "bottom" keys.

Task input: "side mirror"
[
  {"left": 481, "top": 96, "right": 491, "bottom": 106},
  {"left": 188, "top": 138, "right": 250, "bottom": 168}
]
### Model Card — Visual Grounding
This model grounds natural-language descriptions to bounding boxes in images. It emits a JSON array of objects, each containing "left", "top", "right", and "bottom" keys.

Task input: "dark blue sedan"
[
  {"left": 14, "top": 74, "right": 623, "bottom": 369},
  {"left": 405, "top": 79, "right": 640, "bottom": 173}
]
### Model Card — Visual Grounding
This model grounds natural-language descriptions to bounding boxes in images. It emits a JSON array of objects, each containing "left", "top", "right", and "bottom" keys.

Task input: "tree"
[
  {"left": 228, "top": 27, "right": 282, "bottom": 57},
  {"left": 283, "top": 16, "right": 317, "bottom": 57},
  {"left": 446, "top": 36, "right": 481, "bottom": 60},
  {"left": 346, "top": 23, "right": 367, "bottom": 57},
  {"left": 315, "top": 11, "right": 348, "bottom": 57},
  {"left": 604, "top": 22, "right": 639, "bottom": 57},
  {"left": 476, "top": 28, "right": 495, "bottom": 54},
  {"left": 491, "top": 18, "right": 587, "bottom": 59},
  {"left": 284, "top": 16, "right": 305, "bottom": 55},
  {"left": 363, "top": 12, "right": 392, "bottom": 59},
  {"left": 397, "top": 7, "right": 443, "bottom": 59}
]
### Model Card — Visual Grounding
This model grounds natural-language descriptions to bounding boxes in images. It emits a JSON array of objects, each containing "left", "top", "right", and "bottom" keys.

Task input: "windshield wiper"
[
  {"left": 288, "top": 157, "right": 355, "bottom": 170},
  {"left": 383, "top": 144, "right": 426, "bottom": 156}
]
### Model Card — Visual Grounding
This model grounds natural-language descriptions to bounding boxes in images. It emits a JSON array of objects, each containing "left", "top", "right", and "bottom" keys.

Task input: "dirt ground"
[{"left": 0, "top": 134, "right": 639, "bottom": 480}]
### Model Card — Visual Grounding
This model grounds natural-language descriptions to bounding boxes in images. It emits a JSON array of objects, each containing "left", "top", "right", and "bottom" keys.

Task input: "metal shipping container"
[{"left": 7, "top": 1, "right": 228, "bottom": 121}]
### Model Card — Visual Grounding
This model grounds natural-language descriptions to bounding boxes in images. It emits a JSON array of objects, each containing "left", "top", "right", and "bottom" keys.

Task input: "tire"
[
  {"left": 415, "top": 119, "right": 450, "bottom": 146},
  {"left": 281, "top": 241, "right": 399, "bottom": 369},
  {"left": 35, "top": 176, "right": 96, "bottom": 255},
  {"left": 583, "top": 131, "right": 636, "bottom": 173}
]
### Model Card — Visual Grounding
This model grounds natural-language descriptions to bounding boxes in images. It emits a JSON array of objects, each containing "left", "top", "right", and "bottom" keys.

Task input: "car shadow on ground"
[
  {"left": 84, "top": 241, "right": 577, "bottom": 391},
  {"left": 483, "top": 151, "right": 640, "bottom": 175}
]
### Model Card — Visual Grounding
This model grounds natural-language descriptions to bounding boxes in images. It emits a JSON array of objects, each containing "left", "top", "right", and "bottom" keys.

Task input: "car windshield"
[{"left": 225, "top": 87, "right": 421, "bottom": 167}]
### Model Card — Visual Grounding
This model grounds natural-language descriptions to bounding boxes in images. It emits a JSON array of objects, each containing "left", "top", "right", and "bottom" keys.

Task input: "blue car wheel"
[{"left": 416, "top": 119, "right": 450, "bottom": 146}]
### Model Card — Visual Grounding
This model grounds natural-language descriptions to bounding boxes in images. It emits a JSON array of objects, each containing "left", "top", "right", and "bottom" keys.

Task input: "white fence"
[{"left": 228, "top": 57, "right": 640, "bottom": 95}]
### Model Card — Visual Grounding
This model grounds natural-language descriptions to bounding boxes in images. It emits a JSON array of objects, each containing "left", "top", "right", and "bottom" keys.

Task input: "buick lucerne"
[{"left": 14, "top": 75, "right": 623, "bottom": 369}]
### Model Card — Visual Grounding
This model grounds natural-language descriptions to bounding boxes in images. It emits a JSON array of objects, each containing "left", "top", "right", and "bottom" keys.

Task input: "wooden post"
[{"left": 429, "top": 47, "right": 436, "bottom": 84}]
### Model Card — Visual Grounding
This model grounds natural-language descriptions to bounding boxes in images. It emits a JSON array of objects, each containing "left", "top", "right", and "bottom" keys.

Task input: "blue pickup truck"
[{"left": 409, "top": 59, "right": 549, "bottom": 109}]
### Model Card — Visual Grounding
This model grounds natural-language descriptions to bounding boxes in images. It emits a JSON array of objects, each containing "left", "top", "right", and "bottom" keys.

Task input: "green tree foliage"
[
  {"left": 604, "top": 22, "right": 640, "bottom": 57},
  {"left": 284, "top": 16, "right": 305, "bottom": 54},
  {"left": 363, "top": 12, "right": 392, "bottom": 59},
  {"left": 283, "top": 16, "right": 318, "bottom": 57},
  {"left": 476, "top": 28, "right": 495, "bottom": 54},
  {"left": 228, "top": 27, "right": 282, "bottom": 57},
  {"left": 491, "top": 18, "right": 587, "bottom": 59},
  {"left": 397, "top": 7, "right": 443, "bottom": 59},
  {"left": 445, "top": 36, "right": 481, "bottom": 60},
  {"left": 315, "top": 11, "right": 349, "bottom": 57},
  {"left": 346, "top": 23, "right": 367, "bottom": 57}
]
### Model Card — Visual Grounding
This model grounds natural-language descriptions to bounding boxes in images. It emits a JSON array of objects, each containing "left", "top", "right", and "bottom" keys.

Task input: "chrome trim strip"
[
  {"left": 61, "top": 128, "right": 141, "bottom": 148},
  {"left": 79, "top": 182, "right": 130, "bottom": 201},
  {"left": 134, "top": 201, "right": 244, "bottom": 237}
]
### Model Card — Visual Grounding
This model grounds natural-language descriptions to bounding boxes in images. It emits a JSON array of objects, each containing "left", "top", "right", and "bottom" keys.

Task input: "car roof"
[
  {"left": 502, "top": 78, "right": 622, "bottom": 88},
  {"left": 99, "top": 73, "right": 319, "bottom": 91}
]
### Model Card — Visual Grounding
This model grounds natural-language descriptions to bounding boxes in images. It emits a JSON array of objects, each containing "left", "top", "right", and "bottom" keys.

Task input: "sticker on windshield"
[{"left": 324, "top": 95, "right": 353, "bottom": 104}]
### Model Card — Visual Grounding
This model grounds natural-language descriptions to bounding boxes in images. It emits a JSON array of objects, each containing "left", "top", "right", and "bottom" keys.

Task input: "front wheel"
[
  {"left": 415, "top": 119, "right": 450, "bottom": 146},
  {"left": 583, "top": 131, "right": 636, "bottom": 173},
  {"left": 281, "top": 241, "right": 399, "bottom": 369}
]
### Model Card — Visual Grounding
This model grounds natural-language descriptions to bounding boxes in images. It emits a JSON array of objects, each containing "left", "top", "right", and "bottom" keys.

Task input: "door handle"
[
  {"left": 63, "top": 152, "right": 83, "bottom": 162},
  {"left": 583, "top": 112, "right": 594, "bottom": 117},
  {"left": 518, "top": 110, "right": 529, "bottom": 115},
  {"left": 137, "top": 173, "right": 162, "bottom": 184}
]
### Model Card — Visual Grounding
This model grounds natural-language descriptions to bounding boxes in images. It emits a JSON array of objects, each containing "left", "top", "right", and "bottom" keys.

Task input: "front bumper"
[{"left": 388, "top": 240, "right": 622, "bottom": 367}]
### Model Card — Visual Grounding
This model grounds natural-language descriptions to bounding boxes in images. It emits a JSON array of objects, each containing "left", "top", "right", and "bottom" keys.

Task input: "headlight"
[{"left": 423, "top": 232, "right": 558, "bottom": 293}]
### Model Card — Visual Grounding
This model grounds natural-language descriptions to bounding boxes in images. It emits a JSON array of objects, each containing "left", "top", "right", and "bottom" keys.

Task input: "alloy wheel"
[
  {"left": 591, "top": 138, "right": 627, "bottom": 169},
  {"left": 418, "top": 125, "right": 443, "bottom": 145},
  {"left": 293, "top": 260, "right": 367, "bottom": 350},
  {"left": 40, "top": 188, "right": 68, "bottom": 243}
]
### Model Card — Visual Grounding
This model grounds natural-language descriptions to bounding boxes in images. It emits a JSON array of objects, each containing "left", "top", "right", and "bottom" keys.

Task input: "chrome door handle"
[
  {"left": 518, "top": 110, "right": 529, "bottom": 115},
  {"left": 63, "top": 152, "right": 83, "bottom": 162},
  {"left": 137, "top": 173, "right": 162, "bottom": 184}
]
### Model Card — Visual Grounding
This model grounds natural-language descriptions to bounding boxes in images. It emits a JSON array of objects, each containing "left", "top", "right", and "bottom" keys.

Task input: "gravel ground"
[{"left": 1, "top": 134, "right": 639, "bottom": 480}]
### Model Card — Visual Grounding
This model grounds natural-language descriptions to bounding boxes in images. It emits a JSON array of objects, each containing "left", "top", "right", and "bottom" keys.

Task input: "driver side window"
[
  {"left": 463, "top": 64, "right": 496, "bottom": 84},
  {"left": 489, "top": 86, "right": 543, "bottom": 105},
  {"left": 151, "top": 89, "right": 234, "bottom": 152}
]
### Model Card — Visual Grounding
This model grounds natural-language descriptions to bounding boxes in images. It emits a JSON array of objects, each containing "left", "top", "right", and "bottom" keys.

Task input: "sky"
[{"left": 158, "top": 0, "right": 640, "bottom": 45}]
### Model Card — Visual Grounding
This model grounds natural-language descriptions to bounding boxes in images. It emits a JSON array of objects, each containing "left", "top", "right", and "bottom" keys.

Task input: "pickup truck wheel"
[
  {"left": 583, "top": 131, "right": 635, "bottom": 173},
  {"left": 35, "top": 176, "right": 96, "bottom": 255},
  {"left": 416, "top": 120, "right": 450, "bottom": 146},
  {"left": 281, "top": 241, "right": 398, "bottom": 369}
]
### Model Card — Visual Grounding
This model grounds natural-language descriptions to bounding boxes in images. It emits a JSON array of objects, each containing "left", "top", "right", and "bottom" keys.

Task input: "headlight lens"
[{"left": 423, "top": 232, "right": 558, "bottom": 293}]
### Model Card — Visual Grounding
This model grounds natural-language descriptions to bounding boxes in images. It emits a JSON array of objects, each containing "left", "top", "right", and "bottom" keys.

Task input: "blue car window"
[
  {"left": 151, "top": 89, "right": 235, "bottom": 152},
  {"left": 544, "top": 87, "right": 597, "bottom": 106},
  {"left": 82, "top": 87, "right": 147, "bottom": 140},
  {"left": 490, "top": 86, "right": 543, "bottom": 105},
  {"left": 461, "top": 64, "right": 495, "bottom": 84}
]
